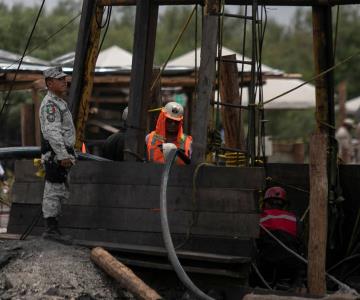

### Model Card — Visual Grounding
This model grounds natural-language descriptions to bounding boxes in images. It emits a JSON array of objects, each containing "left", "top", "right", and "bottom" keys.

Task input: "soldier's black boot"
[{"left": 42, "top": 217, "right": 73, "bottom": 245}]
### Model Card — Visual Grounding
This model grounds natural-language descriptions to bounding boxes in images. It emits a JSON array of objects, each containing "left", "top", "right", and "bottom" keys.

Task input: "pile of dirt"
[{"left": 0, "top": 238, "right": 135, "bottom": 299}]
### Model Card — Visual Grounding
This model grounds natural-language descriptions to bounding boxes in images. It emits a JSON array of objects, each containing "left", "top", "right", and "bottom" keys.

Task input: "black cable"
[
  {"left": 96, "top": 5, "right": 111, "bottom": 29},
  {"left": 97, "top": 6, "right": 112, "bottom": 56},
  {"left": 3, "top": 12, "right": 81, "bottom": 71},
  {"left": 0, "top": 0, "right": 46, "bottom": 119},
  {"left": 20, "top": 207, "right": 42, "bottom": 240}
]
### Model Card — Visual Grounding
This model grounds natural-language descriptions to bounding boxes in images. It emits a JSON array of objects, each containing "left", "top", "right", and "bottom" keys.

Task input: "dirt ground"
[{"left": 0, "top": 238, "right": 136, "bottom": 300}]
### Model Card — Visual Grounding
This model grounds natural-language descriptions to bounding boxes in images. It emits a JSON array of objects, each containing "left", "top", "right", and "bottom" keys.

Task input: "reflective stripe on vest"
[
  {"left": 147, "top": 132, "right": 190, "bottom": 164},
  {"left": 260, "top": 209, "right": 297, "bottom": 237},
  {"left": 149, "top": 133, "right": 165, "bottom": 162}
]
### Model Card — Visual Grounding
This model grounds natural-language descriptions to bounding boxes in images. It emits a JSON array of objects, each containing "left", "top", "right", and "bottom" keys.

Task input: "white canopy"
[
  {"left": 254, "top": 78, "right": 316, "bottom": 110},
  {"left": 214, "top": 78, "right": 316, "bottom": 110},
  {"left": 167, "top": 47, "right": 316, "bottom": 110},
  {"left": 51, "top": 45, "right": 133, "bottom": 68},
  {"left": 345, "top": 96, "right": 360, "bottom": 115},
  {"left": 96, "top": 45, "right": 133, "bottom": 67},
  {"left": 166, "top": 46, "right": 283, "bottom": 75}
]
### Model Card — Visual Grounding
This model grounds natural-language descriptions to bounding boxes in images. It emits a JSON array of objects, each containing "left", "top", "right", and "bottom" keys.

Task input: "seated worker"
[
  {"left": 102, "top": 107, "right": 128, "bottom": 161},
  {"left": 256, "top": 186, "right": 304, "bottom": 289},
  {"left": 146, "top": 102, "right": 192, "bottom": 164}
]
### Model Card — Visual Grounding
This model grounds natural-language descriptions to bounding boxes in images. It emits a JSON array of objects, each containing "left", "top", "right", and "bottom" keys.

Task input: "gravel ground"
[{"left": 0, "top": 238, "right": 136, "bottom": 300}]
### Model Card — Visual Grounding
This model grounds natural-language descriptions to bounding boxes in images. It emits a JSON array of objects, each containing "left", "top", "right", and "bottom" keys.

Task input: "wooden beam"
[
  {"left": 20, "top": 104, "right": 35, "bottom": 146},
  {"left": 68, "top": 1, "right": 103, "bottom": 150},
  {"left": 312, "top": 6, "right": 335, "bottom": 135},
  {"left": 5, "top": 73, "right": 42, "bottom": 82},
  {"left": 308, "top": 133, "right": 328, "bottom": 296},
  {"left": 219, "top": 54, "right": 246, "bottom": 151},
  {"left": 148, "top": 68, "right": 161, "bottom": 132},
  {"left": 337, "top": 81, "right": 346, "bottom": 126},
  {"left": 125, "top": 0, "right": 159, "bottom": 160},
  {"left": 91, "top": 247, "right": 162, "bottom": 300},
  {"left": 31, "top": 88, "right": 41, "bottom": 146},
  {"left": 191, "top": 0, "right": 219, "bottom": 163},
  {"left": 98, "top": 0, "right": 360, "bottom": 6}
]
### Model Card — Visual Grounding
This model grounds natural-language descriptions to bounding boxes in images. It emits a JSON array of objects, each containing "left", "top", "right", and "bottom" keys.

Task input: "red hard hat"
[{"left": 264, "top": 186, "right": 287, "bottom": 202}]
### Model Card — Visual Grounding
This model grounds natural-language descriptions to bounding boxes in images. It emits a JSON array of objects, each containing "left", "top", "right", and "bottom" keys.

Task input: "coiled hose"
[{"left": 160, "top": 148, "right": 214, "bottom": 300}]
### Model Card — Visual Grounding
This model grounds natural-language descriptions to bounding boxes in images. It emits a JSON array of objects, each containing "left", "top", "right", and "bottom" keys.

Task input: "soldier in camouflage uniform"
[{"left": 39, "top": 66, "right": 75, "bottom": 243}]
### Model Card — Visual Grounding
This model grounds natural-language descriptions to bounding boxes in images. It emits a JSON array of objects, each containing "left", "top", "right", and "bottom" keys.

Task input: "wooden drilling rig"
[{"left": 7, "top": 0, "right": 360, "bottom": 297}]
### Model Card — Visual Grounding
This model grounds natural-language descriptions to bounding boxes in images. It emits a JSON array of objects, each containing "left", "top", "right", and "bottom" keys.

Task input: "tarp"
[
  {"left": 96, "top": 45, "right": 133, "bottom": 67},
  {"left": 0, "top": 49, "right": 49, "bottom": 66},
  {"left": 51, "top": 45, "right": 133, "bottom": 68},
  {"left": 214, "top": 78, "right": 316, "bottom": 110},
  {"left": 344, "top": 96, "right": 360, "bottom": 115},
  {"left": 251, "top": 78, "right": 316, "bottom": 110},
  {"left": 166, "top": 46, "right": 283, "bottom": 75},
  {"left": 168, "top": 47, "right": 316, "bottom": 110}
]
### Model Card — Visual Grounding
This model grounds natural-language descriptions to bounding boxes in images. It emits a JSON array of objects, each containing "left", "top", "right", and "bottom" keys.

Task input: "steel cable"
[{"left": 0, "top": 0, "right": 46, "bottom": 119}]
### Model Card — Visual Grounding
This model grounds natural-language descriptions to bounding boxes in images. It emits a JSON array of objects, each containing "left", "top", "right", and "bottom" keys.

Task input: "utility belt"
[{"left": 41, "top": 137, "right": 75, "bottom": 183}]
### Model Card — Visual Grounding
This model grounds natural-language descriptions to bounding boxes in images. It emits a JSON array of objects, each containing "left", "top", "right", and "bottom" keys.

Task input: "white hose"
[{"left": 160, "top": 149, "right": 214, "bottom": 300}]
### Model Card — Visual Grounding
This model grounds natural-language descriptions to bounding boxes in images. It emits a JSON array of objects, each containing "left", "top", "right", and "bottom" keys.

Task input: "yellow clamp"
[{"left": 33, "top": 158, "right": 45, "bottom": 178}]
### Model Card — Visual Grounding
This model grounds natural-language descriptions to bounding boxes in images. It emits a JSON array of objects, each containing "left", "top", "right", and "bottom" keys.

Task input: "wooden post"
[
  {"left": 91, "top": 247, "right": 162, "bottom": 300},
  {"left": 20, "top": 104, "right": 35, "bottom": 146},
  {"left": 125, "top": 0, "right": 159, "bottom": 160},
  {"left": 308, "top": 5, "right": 335, "bottom": 295},
  {"left": 32, "top": 87, "right": 41, "bottom": 146},
  {"left": 148, "top": 68, "right": 161, "bottom": 132},
  {"left": 219, "top": 54, "right": 246, "bottom": 151},
  {"left": 191, "top": 0, "right": 219, "bottom": 163},
  {"left": 308, "top": 133, "right": 328, "bottom": 296},
  {"left": 68, "top": 0, "right": 103, "bottom": 150},
  {"left": 337, "top": 81, "right": 347, "bottom": 126}
]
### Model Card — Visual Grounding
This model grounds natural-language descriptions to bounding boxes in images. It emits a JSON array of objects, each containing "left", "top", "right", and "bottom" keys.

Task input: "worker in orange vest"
[{"left": 146, "top": 102, "right": 192, "bottom": 164}]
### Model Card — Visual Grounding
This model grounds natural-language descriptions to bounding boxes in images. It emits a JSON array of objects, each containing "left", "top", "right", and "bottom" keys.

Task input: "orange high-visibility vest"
[
  {"left": 260, "top": 209, "right": 297, "bottom": 237},
  {"left": 146, "top": 109, "right": 192, "bottom": 164},
  {"left": 146, "top": 132, "right": 192, "bottom": 165}
]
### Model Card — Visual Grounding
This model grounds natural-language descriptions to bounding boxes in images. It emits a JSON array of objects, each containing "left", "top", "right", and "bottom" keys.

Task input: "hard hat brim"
[
  {"left": 53, "top": 72, "right": 68, "bottom": 79},
  {"left": 165, "top": 114, "right": 183, "bottom": 121}
]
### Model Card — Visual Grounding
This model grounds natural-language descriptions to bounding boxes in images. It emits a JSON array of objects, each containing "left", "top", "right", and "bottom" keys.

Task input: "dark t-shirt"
[{"left": 102, "top": 130, "right": 126, "bottom": 161}]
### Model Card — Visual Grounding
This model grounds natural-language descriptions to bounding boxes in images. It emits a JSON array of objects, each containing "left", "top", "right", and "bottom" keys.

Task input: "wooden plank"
[
  {"left": 109, "top": 256, "right": 244, "bottom": 278},
  {"left": 125, "top": 0, "right": 159, "bottom": 160},
  {"left": 14, "top": 161, "right": 265, "bottom": 189},
  {"left": 74, "top": 3, "right": 104, "bottom": 150},
  {"left": 219, "top": 54, "right": 245, "bottom": 151},
  {"left": 68, "top": 0, "right": 97, "bottom": 118},
  {"left": 77, "top": 240, "right": 250, "bottom": 263},
  {"left": 7, "top": 224, "right": 254, "bottom": 256},
  {"left": 192, "top": 0, "right": 219, "bottom": 163},
  {"left": 308, "top": 133, "right": 328, "bottom": 296},
  {"left": 8, "top": 204, "right": 259, "bottom": 238},
  {"left": 148, "top": 68, "right": 161, "bottom": 132},
  {"left": 12, "top": 182, "right": 259, "bottom": 213},
  {"left": 11, "top": 182, "right": 44, "bottom": 204},
  {"left": 32, "top": 88, "right": 41, "bottom": 146},
  {"left": 20, "top": 104, "right": 35, "bottom": 146}
]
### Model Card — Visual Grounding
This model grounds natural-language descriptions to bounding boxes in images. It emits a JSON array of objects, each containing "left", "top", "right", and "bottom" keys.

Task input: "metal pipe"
[{"left": 0, "top": 147, "right": 110, "bottom": 161}]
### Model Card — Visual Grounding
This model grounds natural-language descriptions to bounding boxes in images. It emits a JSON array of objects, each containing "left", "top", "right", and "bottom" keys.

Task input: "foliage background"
[{"left": 0, "top": 1, "right": 359, "bottom": 144}]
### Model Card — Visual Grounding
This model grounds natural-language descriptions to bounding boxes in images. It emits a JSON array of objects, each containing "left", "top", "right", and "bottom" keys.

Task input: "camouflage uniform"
[{"left": 40, "top": 89, "right": 75, "bottom": 219}]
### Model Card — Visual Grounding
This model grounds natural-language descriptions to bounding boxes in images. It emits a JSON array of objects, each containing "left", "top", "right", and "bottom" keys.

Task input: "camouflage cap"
[{"left": 43, "top": 66, "right": 67, "bottom": 79}]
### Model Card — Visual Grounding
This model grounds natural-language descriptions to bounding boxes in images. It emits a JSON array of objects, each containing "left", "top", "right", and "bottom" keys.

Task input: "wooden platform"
[{"left": 7, "top": 160, "right": 265, "bottom": 281}]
